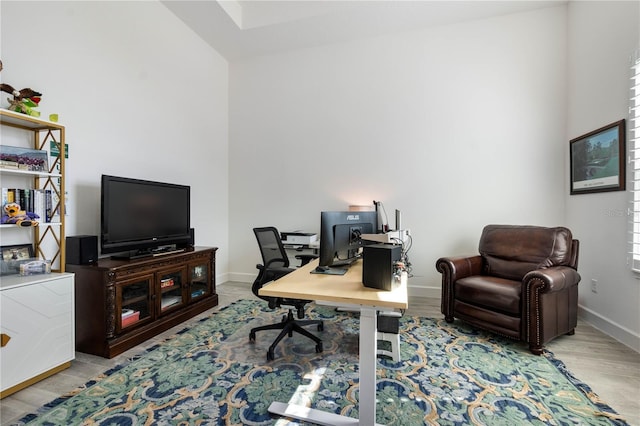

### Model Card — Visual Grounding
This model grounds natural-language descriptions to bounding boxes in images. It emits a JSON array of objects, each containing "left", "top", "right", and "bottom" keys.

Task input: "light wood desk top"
[{"left": 259, "top": 259, "right": 408, "bottom": 310}]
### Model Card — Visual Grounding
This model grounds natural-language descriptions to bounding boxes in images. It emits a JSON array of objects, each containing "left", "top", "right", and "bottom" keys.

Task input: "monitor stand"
[
  {"left": 310, "top": 266, "right": 347, "bottom": 276},
  {"left": 310, "top": 257, "right": 357, "bottom": 275}
]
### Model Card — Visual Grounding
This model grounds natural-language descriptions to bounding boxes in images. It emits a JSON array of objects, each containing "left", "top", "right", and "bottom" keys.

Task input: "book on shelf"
[
  {"left": 161, "top": 295, "right": 181, "bottom": 310},
  {"left": 191, "top": 289, "right": 205, "bottom": 298},
  {"left": 45, "top": 189, "right": 52, "bottom": 222},
  {"left": 34, "top": 189, "right": 45, "bottom": 223},
  {"left": 0, "top": 160, "right": 19, "bottom": 169},
  {"left": 121, "top": 309, "right": 140, "bottom": 327},
  {"left": 121, "top": 309, "right": 137, "bottom": 319},
  {"left": 23, "top": 189, "right": 31, "bottom": 213},
  {"left": 160, "top": 278, "right": 175, "bottom": 288},
  {"left": 1, "top": 188, "right": 13, "bottom": 205},
  {"left": 51, "top": 190, "right": 61, "bottom": 222}
]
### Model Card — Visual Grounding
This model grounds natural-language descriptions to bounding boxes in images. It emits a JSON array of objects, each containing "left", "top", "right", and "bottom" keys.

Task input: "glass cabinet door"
[
  {"left": 158, "top": 268, "right": 186, "bottom": 315},
  {"left": 116, "top": 275, "right": 153, "bottom": 333},
  {"left": 188, "top": 261, "right": 210, "bottom": 301}
]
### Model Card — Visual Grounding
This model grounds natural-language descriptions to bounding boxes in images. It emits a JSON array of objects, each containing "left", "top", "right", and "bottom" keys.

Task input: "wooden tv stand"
[{"left": 68, "top": 247, "right": 218, "bottom": 358}]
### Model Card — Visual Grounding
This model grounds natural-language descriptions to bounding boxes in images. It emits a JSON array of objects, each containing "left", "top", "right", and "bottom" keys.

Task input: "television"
[
  {"left": 318, "top": 211, "right": 378, "bottom": 270},
  {"left": 100, "top": 175, "right": 191, "bottom": 258}
]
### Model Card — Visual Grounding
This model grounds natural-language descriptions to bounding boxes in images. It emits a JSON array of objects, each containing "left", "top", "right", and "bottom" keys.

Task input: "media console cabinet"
[{"left": 68, "top": 246, "right": 218, "bottom": 358}]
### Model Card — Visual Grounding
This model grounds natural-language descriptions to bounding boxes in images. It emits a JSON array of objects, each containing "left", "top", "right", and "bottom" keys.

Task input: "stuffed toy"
[{"left": 1, "top": 202, "right": 39, "bottom": 227}]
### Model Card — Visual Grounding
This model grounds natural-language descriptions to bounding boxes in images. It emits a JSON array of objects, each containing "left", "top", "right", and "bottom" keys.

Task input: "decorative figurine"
[
  {"left": 0, "top": 59, "right": 43, "bottom": 117},
  {"left": 1, "top": 202, "right": 39, "bottom": 227}
]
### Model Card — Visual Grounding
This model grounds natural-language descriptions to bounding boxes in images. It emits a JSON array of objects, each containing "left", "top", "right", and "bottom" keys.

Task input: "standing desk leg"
[
  {"left": 267, "top": 306, "right": 383, "bottom": 426},
  {"left": 359, "top": 306, "right": 378, "bottom": 425}
]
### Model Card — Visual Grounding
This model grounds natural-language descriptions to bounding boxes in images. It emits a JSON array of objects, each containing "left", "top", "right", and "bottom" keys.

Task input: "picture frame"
[
  {"left": 0, "top": 244, "right": 35, "bottom": 275},
  {"left": 1, "top": 244, "right": 33, "bottom": 261},
  {"left": 0, "top": 145, "right": 49, "bottom": 172},
  {"left": 570, "top": 119, "right": 626, "bottom": 195}
]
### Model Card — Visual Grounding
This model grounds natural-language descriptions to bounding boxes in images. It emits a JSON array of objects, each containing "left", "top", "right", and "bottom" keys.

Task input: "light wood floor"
[{"left": 2, "top": 281, "right": 639, "bottom": 425}]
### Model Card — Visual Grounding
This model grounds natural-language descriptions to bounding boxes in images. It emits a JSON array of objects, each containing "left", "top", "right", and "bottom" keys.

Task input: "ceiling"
[{"left": 161, "top": 0, "right": 566, "bottom": 61}]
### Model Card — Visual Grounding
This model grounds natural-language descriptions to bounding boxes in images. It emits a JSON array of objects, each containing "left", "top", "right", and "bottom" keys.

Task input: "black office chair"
[{"left": 249, "top": 226, "right": 323, "bottom": 361}]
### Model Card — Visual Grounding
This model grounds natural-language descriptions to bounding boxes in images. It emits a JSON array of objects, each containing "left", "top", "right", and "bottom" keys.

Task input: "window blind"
[{"left": 629, "top": 49, "right": 640, "bottom": 272}]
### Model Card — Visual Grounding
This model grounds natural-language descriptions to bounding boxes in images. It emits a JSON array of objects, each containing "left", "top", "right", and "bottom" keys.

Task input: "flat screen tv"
[
  {"left": 318, "top": 211, "right": 377, "bottom": 270},
  {"left": 101, "top": 175, "right": 191, "bottom": 258}
]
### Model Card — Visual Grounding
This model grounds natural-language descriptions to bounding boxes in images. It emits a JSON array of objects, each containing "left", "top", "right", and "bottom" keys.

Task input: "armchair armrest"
[
  {"left": 523, "top": 266, "right": 581, "bottom": 354},
  {"left": 436, "top": 255, "right": 483, "bottom": 281},
  {"left": 523, "top": 266, "right": 581, "bottom": 293},
  {"left": 436, "top": 255, "right": 483, "bottom": 321}
]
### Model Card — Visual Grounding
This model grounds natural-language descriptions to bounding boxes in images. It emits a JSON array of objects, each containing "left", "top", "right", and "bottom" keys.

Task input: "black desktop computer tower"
[{"left": 362, "top": 244, "right": 402, "bottom": 291}]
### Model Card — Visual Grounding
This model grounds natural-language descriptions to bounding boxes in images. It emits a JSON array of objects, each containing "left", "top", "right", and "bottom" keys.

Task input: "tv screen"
[
  {"left": 101, "top": 175, "right": 191, "bottom": 257},
  {"left": 318, "top": 211, "right": 377, "bottom": 268}
]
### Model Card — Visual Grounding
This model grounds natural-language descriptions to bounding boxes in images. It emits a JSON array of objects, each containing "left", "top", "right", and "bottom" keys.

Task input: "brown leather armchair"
[{"left": 436, "top": 224, "right": 580, "bottom": 355}]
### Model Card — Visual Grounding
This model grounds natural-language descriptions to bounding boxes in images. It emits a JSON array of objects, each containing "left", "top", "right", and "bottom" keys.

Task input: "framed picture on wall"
[{"left": 570, "top": 119, "right": 626, "bottom": 195}]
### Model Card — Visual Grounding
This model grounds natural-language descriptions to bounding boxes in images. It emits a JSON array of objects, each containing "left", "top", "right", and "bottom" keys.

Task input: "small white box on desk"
[
  {"left": 360, "top": 229, "right": 410, "bottom": 244},
  {"left": 281, "top": 232, "right": 318, "bottom": 245}
]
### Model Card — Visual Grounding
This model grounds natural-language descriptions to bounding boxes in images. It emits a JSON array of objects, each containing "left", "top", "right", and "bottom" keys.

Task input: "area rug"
[{"left": 16, "top": 299, "right": 627, "bottom": 426}]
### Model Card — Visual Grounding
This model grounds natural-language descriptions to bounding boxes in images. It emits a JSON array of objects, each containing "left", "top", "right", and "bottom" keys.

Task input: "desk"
[{"left": 259, "top": 259, "right": 408, "bottom": 426}]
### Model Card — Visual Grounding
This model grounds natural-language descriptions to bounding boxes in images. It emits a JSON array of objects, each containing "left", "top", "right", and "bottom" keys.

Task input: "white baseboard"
[
  {"left": 227, "top": 272, "right": 255, "bottom": 283},
  {"left": 407, "top": 285, "right": 441, "bottom": 299},
  {"left": 578, "top": 304, "right": 640, "bottom": 353},
  {"left": 215, "top": 272, "right": 232, "bottom": 285}
]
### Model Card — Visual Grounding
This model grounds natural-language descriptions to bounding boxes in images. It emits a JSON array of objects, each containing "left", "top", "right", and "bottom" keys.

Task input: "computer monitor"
[{"left": 318, "top": 211, "right": 378, "bottom": 268}]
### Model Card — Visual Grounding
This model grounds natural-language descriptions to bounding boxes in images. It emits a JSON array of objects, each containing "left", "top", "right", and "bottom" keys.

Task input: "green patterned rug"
[{"left": 16, "top": 299, "right": 627, "bottom": 425}]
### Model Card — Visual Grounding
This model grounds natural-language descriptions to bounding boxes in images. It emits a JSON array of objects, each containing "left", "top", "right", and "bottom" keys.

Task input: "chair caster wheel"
[
  {"left": 249, "top": 332, "right": 256, "bottom": 342},
  {"left": 316, "top": 342, "right": 323, "bottom": 353},
  {"left": 317, "top": 323, "right": 324, "bottom": 332},
  {"left": 267, "top": 349, "right": 275, "bottom": 361}
]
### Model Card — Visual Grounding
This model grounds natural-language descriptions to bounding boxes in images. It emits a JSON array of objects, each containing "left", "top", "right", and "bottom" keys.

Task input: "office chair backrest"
[{"left": 254, "top": 227, "right": 290, "bottom": 270}]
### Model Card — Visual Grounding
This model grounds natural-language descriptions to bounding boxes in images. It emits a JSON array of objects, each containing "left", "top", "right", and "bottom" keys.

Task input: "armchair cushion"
[
  {"left": 480, "top": 225, "right": 574, "bottom": 281},
  {"left": 456, "top": 276, "right": 521, "bottom": 315}
]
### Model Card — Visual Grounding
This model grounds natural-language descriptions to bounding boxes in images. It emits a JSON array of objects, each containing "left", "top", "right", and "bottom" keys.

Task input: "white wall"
[
  {"left": 0, "top": 1, "right": 230, "bottom": 278},
  {"left": 229, "top": 6, "right": 568, "bottom": 292},
  {"left": 566, "top": 1, "right": 640, "bottom": 351}
]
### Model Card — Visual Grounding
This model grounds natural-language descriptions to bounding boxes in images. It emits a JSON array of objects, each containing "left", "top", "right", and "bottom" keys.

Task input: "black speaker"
[
  {"left": 189, "top": 228, "right": 195, "bottom": 247},
  {"left": 362, "top": 244, "right": 402, "bottom": 291},
  {"left": 66, "top": 235, "right": 98, "bottom": 265}
]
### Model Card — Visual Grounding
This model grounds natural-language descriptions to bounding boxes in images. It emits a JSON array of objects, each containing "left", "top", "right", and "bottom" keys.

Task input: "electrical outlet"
[{"left": 591, "top": 279, "right": 598, "bottom": 293}]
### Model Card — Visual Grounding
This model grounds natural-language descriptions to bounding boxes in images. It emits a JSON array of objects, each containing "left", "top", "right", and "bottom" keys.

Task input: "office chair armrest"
[
  {"left": 263, "top": 258, "right": 290, "bottom": 269},
  {"left": 255, "top": 263, "right": 294, "bottom": 287},
  {"left": 295, "top": 254, "right": 318, "bottom": 266}
]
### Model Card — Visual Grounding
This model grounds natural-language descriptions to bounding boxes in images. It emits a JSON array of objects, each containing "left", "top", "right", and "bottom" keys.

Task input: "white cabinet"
[{"left": 0, "top": 273, "right": 75, "bottom": 397}]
